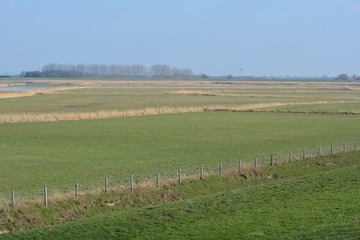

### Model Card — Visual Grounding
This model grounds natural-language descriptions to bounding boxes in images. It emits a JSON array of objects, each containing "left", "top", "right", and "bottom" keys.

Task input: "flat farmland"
[
  {"left": 0, "top": 80, "right": 359, "bottom": 117},
  {"left": 0, "top": 80, "right": 359, "bottom": 196},
  {"left": 1, "top": 79, "right": 360, "bottom": 237}
]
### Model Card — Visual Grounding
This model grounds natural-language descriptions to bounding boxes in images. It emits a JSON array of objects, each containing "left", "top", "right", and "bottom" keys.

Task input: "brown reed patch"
[
  {"left": 0, "top": 91, "right": 36, "bottom": 99},
  {"left": 0, "top": 106, "right": 205, "bottom": 123},
  {"left": 0, "top": 82, "right": 93, "bottom": 100},
  {"left": 171, "top": 90, "right": 240, "bottom": 97},
  {"left": 207, "top": 100, "right": 360, "bottom": 112},
  {"left": 1, "top": 99, "right": 359, "bottom": 124}
]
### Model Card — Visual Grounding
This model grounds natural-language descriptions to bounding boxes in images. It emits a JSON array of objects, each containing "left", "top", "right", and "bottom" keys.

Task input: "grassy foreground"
[
  {"left": 1, "top": 151, "right": 359, "bottom": 239},
  {"left": 0, "top": 112, "right": 359, "bottom": 196},
  {"left": 0, "top": 80, "right": 359, "bottom": 238}
]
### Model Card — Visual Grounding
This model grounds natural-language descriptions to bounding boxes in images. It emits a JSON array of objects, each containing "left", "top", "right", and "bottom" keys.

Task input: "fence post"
[
  {"left": 130, "top": 175, "right": 134, "bottom": 191},
  {"left": 289, "top": 151, "right": 293, "bottom": 163},
  {"left": 11, "top": 191, "right": 15, "bottom": 208},
  {"left": 238, "top": 160, "right": 242, "bottom": 174},
  {"left": 271, "top": 154, "right": 277, "bottom": 166},
  {"left": 254, "top": 157, "right": 257, "bottom": 169},
  {"left": 44, "top": 186, "right": 48, "bottom": 207},
  {"left": 330, "top": 144, "right": 333, "bottom": 155},
  {"left": 156, "top": 173, "right": 160, "bottom": 188},
  {"left": 219, "top": 162, "right": 223, "bottom": 176},
  {"left": 178, "top": 168, "right": 182, "bottom": 183},
  {"left": 318, "top": 146, "right": 321, "bottom": 158},
  {"left": 104, "top": 178, "right": 109, "bottom": 194},
  {"left": 200, "top": 165, "right": 204, "bottom": 179},
  {"left": 274, "top": 154, "right": 277, "bottom": 165},
  {"left": 271, "top": 154, "right": 276, "bottom": 166},
  {"left": 75, "top": 182, "right": 79, "bottom": 198}
]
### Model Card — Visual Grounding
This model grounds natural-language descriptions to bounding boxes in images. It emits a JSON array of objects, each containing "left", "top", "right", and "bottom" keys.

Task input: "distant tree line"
[
  {"left": 20, "top": 64, "right": 194, "bottom": 78},
  {"left": 336, "top": 73, "right": 360, "bottom": 81}
]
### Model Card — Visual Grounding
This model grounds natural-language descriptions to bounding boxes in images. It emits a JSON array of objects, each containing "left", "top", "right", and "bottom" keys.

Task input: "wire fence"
[{"left": 1, "top": 141, "right": 358, "bottom": 209}]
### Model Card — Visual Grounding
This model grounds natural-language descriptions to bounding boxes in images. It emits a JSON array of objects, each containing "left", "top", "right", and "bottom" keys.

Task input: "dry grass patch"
[
  {"left": 2, "top": 99, "right": 359, "bottom": 123},
  {"left": 0, "top": 91, "right": 37, "bottom": 99},
  {"left": 208, "top": 100, "right": 360, "bottom": 112},
  {"left": 0, "top": 85, "right": 91, "bottom": 99},
  {"left": 171, "top": 90, "right": 240, "bottom": 97},
  {"left": 0, "top": 107, "right": 206, "bottom": 123}
]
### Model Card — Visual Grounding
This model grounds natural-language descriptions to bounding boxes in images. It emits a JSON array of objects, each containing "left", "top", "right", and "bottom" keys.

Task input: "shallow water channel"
[{"left": 0, "top": 84, "right": 60, "bottom": 92}]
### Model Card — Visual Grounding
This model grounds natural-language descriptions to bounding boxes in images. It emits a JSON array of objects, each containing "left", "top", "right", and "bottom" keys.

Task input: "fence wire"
[{"left": 1, "top": 141, "right": 358, "bottom": 208}]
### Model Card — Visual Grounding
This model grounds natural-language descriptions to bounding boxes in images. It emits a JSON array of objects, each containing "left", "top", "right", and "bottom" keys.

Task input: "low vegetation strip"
[
  {"left": 212, "top": 107, "right": 360, "bottom": 115},
  {"left": 1, "top": 151, "right": 359, "bottom": 239},
  {"left": 1, "top": 100, "right": 359, "bottom": 123},
  {"left": 0, "top": 107, "right": 204, "bottom": 123},
  {"left": 0, "top": 85, "right": 88, "bottom": 99}
]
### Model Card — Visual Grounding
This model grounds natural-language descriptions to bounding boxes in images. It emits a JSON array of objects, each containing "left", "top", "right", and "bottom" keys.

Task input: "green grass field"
[
  {"left": 0, "top": 80, "right": 359, "bottom": 115},
  {"left": 0, "top": 112, "right": 359, "bottom": 196},
  {"left": 2, "top": 151, "right": 359, "bottom": 239},
  {"left": 0, "top": 79, "right": 360, "bottom": 238}
]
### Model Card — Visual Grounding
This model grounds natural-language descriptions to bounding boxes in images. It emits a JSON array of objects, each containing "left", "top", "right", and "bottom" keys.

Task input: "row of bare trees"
[{"left": 22, "top": 64, "right": 194, "bottom": 78}]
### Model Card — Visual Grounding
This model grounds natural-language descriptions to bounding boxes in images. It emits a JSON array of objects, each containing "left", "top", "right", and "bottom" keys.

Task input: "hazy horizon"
[{"left": 1, "top": 0, "right": 359, "bottom": 77}]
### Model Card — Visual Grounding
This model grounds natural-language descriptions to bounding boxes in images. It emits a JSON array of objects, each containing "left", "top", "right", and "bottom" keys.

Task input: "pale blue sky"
[{"left": 1, "top": 0, "right": 359, "bottom": 77}]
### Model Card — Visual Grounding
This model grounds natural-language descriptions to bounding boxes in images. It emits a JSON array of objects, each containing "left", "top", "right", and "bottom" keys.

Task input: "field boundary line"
[{"left": 2, "top": 100, "right": 360, "bottom": 123}]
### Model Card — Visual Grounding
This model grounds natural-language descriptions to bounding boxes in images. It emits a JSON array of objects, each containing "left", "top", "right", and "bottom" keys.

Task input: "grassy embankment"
[{"left": 1, "top": 150, "right": 359, "bottom": 239}]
